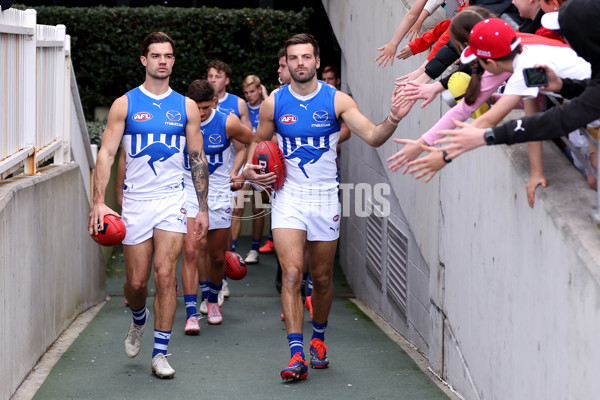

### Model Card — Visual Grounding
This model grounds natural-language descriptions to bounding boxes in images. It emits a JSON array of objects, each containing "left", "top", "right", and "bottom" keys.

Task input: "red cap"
[{"left": 460, "top": 18, "right": 522, "bottom": 64}]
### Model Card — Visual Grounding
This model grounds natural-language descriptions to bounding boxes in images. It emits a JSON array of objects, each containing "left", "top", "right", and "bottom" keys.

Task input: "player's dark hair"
[
  {"left": 277, "top": 47, "right": 286, "bottom": 59},
  {"left": 285, "top": 33, "right": 320, "bottom": 59},
  {"left": 207, "top": 60, "right": 232, "bottom": 78},
  {"left": 449, "top": 6, "right": 496, "bottom": 105},
  {"left": 187, "top": 79, "right": 216, "bottom": 103},
  {"left": 140, "top": 32, "right": 174, "bottom": 57}
]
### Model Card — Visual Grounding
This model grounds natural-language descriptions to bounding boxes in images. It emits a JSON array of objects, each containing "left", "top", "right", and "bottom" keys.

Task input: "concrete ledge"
[{"left": 1, "top": 164, "right": 106, "bottom": 400}]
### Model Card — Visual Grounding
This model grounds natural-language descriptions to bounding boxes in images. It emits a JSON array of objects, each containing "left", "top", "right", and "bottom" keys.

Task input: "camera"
[{"left": 523, "top": 67, "right": 549, "bottom": 87}]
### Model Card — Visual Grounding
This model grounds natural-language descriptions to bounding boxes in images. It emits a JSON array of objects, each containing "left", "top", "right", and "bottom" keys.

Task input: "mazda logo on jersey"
[
  {"left": 313, "top": 110, "right": 329, "bottom": 122},
  {"left": 166, "top": 110, "right": 182, "bottom": 122},
  {"left": 209, "top": 134, "right": 222, "bottom": 144},
  {"left": 280, "top": 114, "right": 298, "bottom": 124},
  {"left": 132, "top": 112, "right": 152, "bottom": 121}
]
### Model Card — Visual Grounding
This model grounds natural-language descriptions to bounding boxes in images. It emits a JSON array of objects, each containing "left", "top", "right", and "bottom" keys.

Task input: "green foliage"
[
  {"left": 86, "top": 119, "right": 107, "bottom": 146},
  {"left": 29, "top": 5, "right": 311, "bottom": 119}
]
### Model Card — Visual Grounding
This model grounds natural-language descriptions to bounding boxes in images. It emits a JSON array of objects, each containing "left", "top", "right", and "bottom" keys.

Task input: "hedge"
[{"left": 27, "top": 5, "right": 312, "bottom": 119}]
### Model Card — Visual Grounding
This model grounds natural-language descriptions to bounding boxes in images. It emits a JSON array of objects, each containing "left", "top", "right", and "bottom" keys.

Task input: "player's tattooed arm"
[{"left": 189, "top": 149, "right": 209, "bottom": 212}]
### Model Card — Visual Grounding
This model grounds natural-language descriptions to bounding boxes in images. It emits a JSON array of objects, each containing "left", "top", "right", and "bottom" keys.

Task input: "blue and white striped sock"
[
  {"left": 208, "top": 281, "right": 222, "bottom": 304},
  {"left": 130, "top": 305, "right": 147, "bottom": 326},
  {"left": 199, "top": 280, "right": 210, "bottom": 300},
  {"left": 306, "top": 275, "right": 313, "bottom": 297},
  {"left": 232, "top": 240, "right": 238, "bottom": 252},
  {"left": 184, "top": 294, "right": 197, "bottom": 319},
  {"left": 152, "top": 330, "right": 171, "bottom": 358},
  {"left": 287, "top": 333, "right": 304, "bottom": 359},
  {"left": 251, "top": 238, "right": 260, "bottom": 251},
  {"left": 311, "top": 320, "right": 327, "bottom": 342}
]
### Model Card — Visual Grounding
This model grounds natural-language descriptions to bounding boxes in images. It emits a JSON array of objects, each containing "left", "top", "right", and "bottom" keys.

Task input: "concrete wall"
[
  {"left": 0, "top": 164, "right": 105, "bottom": 400},
  {"left": 325, "top": 1, "right": 600, "bottom": 398}
]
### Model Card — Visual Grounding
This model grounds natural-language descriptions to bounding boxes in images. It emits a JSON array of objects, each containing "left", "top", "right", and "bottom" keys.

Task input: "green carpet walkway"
[{"left": 30, "top": 238, "right": 451, "bottom": 400}]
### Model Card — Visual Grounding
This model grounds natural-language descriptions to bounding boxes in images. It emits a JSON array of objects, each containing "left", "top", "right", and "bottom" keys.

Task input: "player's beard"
[
  {"left": 290, "top": 65, "right": 316, "bottom": 84},
  {"left": 148, "top": 69, "right": 171, "bottom": 81}
]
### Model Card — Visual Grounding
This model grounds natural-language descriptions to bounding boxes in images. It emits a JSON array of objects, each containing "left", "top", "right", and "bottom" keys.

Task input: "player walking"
[
  {"left": 244, "top": 33, "right": 402, "bottom": 381},
  {"left": 181, "top": 79, "right": 254, "bottom": 331},
  {"left": 88, "top": 32, "right": 209, "bottom": 379}
]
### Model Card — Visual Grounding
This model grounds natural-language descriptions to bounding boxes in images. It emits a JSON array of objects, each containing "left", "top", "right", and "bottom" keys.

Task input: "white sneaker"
[
  {"left": 124, "top": 309, "right": 148, "bottom": 358},
  {"left": 221, "top": 280, "right": 230, "bottom": 298},
  {"left": 199, "top": 299, "right": 208, "bottom": 315},
  {"left": 245, "top": 250, "right": 259, "bottom": 264},
  {"left": 218, "top": 290, "right": 225, "bottom": 306},
  {"left": 207, "top": 302, "right": 223, "bottom": 325},
  {"left": 184, "top": 315, "right": 201, "bottom": 335},
  {"left": 151, "top": 353, "right": 175, "bottom": 379}
]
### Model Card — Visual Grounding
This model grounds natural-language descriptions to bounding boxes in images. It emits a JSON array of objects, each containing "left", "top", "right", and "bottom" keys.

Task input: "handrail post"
[{"left": 23, "top": 9, "right": 37, "bottom": 175}]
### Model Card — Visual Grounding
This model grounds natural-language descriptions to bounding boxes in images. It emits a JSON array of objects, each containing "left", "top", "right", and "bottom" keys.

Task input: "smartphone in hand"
[{"left": 523, "top": 67, "right": 549, "bottom": 87}]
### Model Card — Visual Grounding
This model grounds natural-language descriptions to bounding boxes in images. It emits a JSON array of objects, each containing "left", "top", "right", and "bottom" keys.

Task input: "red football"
[
  {"left": 252, "top": 141, "right": 286, "bottom": 191},
  {"left": 225, "top": 251, "right": 247, "bottom": 280},
  {"left": 92, "top": 214, "right": 126, "bottom": 247}
]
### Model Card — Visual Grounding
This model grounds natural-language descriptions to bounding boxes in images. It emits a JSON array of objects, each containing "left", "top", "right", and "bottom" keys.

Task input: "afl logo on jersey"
[
  {"left": 333, "top": 214, "right": 340, "bottom": 222},
  {"left": 313, "top": 110, "right": 329, "bottom": 123},
  {"left": 133, "top": 112, "right": 152, "bottom": 122},
  {"left": 280, "top": 114, "right": 298, "bottom": 124},
  {"left": 209, "top": 134, "right": 222, "bottom": 145},
  {"left": 166, "top": 110, "right": 182, "bottom": 122}
]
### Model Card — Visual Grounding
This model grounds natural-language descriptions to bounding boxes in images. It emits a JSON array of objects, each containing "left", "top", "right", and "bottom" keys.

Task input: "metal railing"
[{"left": 0, "top": 8, "right": 94, "bottom": 200}]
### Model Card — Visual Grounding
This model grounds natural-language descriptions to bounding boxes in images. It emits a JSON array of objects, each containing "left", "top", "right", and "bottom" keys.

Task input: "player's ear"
[
  {"left": 140, "top": 55, "right": 147, "bottom": 67},
  {"left": 316, "top": 57, "right": 321, "bottom": 70}
]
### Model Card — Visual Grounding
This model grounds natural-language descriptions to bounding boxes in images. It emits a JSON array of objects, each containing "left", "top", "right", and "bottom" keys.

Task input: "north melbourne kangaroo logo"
[
  {"left": 130, "top": 142, "right": 179, "bottom": 175},
  {"left": 288, "top": 146, "right": 329, "bottom": 178}
]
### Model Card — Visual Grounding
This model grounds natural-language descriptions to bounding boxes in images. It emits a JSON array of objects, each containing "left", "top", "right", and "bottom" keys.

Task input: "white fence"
[{"left": 0, "top": 7, "right": 94, "bottom": 199}]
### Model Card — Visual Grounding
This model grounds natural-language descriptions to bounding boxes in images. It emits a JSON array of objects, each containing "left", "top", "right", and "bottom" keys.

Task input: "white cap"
[{"left": 541, "top": 11, "right": 560, "bottom": 30}]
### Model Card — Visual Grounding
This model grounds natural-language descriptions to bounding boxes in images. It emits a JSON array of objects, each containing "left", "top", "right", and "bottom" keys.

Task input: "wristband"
[
  {"left": 387, "top": 116, "right": 399, "bottom": 126},
  {"left": 442, "top": 151, "right": 452, "bottom": 163},
  {"left": 389, "top": 111, "right": 401, "bottom": 124},
  {"left": 484, "top": 128, "right": 495, "bottom": 145}
]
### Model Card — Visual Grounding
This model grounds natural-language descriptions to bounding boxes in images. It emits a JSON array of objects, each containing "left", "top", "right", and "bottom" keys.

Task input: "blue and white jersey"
[
  {"left": 217, "top": 92, "right": 240, "bottom": 118},
  {"left": 184, "top": 109, "right": 232, "bottom": 202},
  {"left": 218, "top": 92, "right": 241, "bottom": 172},
  {"left": 247, "top": 102, "right": 261, "bottom": 133},
  {"left": 273, "top": 81, "right": 341, "bottom": 199},
  {"left": 122, "top": 86, "right": 187, "bottom": 200}
]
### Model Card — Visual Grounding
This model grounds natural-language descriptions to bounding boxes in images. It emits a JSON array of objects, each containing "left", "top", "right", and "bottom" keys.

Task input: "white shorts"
[
  {"left": 271, "top": 194, "right": 341, "bottom": 241},
  {"left": 122, "top": 191, "right": 187, "bottom": 245},
  {"left": 186, "top": 192, "right": 232, "bottom": 231},
  {"left": 208, "top": 199, "right": 232, "bottom": 230}
]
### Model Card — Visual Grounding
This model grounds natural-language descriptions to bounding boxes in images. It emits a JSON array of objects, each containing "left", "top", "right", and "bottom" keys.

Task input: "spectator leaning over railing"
[
  {"left": 430, "top": 0, "right": 600, "bottom": 172},
  {"left": 401, "top": 15, "right": 590, "bottom": 202}
]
